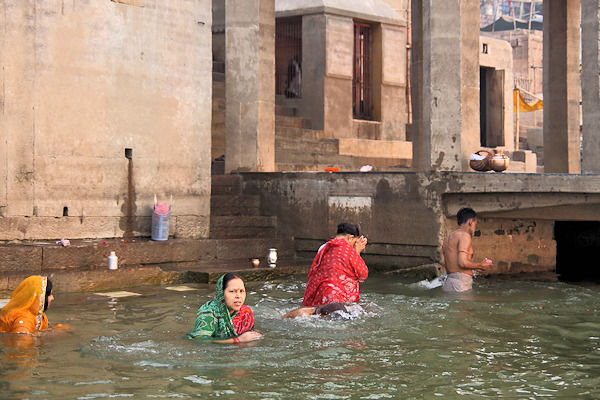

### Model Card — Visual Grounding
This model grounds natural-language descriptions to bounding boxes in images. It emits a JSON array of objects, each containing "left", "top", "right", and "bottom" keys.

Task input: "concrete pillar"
[
  {"left": 225, "top": 0, "right": 275, "bottom": 172},
  {"left": 301, "top": 14, "right": 326, "bottom": 131},
  {"left": 410, "top": 0, "right": 479, "bottom": 171},
  {"left": 581, "top": 0, "right": 600, "bottom": 173},
  {"left": 323, "top": 14, "right": 353, "bottom": 139},
  {"left": 543, "top": 0, "right": 581, "bottom": 173}
]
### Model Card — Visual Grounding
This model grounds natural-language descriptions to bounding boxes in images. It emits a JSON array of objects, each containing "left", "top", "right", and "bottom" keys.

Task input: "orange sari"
[{"left": 0, "top": 276, "right": 49, "bottom": 334}]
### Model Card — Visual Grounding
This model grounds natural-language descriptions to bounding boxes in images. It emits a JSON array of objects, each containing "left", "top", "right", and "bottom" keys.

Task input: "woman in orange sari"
[{"left": 0, "top": 276, "right": 54, "bottom": 334}]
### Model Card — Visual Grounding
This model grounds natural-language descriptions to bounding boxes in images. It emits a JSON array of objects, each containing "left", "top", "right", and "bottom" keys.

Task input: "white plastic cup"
[{"left": 108, "top": 251, "right": 118, "bottom": 270}]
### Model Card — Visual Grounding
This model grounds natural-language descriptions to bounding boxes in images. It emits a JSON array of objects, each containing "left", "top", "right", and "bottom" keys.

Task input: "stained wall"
[{"left": 0, "top": 0, "right": 212, "bottom": 240}]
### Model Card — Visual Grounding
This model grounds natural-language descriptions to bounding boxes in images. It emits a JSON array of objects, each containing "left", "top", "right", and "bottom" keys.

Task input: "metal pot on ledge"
[{"left": 490, "top": 150, "right": 509, "bottom": 172}]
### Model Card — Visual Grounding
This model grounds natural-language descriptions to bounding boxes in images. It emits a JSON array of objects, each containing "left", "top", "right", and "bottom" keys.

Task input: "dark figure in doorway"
[{"left": 285, "top": 57, "right": 301, "bottom": 98}]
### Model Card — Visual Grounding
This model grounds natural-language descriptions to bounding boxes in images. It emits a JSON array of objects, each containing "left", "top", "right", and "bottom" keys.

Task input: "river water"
[{"left": 1, "top": 274, "right": 599, "bottom": 399}]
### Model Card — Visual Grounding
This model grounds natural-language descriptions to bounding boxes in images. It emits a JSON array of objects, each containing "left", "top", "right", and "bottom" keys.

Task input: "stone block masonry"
[
  {"left": 239, "top": 171, "right": 600, "bottom": 276},
  {"left": 0, "top": 0, "right": 212, "bottom": 240}
]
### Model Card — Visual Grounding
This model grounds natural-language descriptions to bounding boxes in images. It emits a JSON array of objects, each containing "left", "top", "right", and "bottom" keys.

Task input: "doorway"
[
  {"left": 275, "top": 17, "right": 302, "bottom": 98},
  {"left": 480, "top": 66, "right": 505, "bottom": 147},
  {"left": 555, "top": 221, "right": 600, "bottom": 281},
  {"left": 353, "top": 22, "right": 373, "bottom": 119}
]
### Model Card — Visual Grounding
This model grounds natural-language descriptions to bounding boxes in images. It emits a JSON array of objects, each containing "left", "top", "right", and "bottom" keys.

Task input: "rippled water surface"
[{"left": 1, "top": 275, "right": 600, "bottom": 399}]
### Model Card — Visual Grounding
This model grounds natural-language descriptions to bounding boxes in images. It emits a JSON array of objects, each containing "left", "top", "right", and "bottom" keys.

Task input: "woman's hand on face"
[
  {"left": 237, "top": 331, "right": 263, "bottom": 343},
  {"left": 354, "top": 236, "right": 367, "bottom": 253}
]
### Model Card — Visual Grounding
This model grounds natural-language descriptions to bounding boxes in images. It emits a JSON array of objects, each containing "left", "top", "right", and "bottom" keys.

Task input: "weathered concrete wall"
[
  {"left": 225, "top": 0, "right": 275, "bottom": 172},
  {"left": 543, "top": 0, "right": 581, "bottom": 173},
  {"left": 323, "top": 14, "right": 353, "bottom": 138},
  {"left": 300, "top": 14, "right": 327, "bottom": 130},
  {"left": 239, "top": 172, "right": 600, "bottom": 274},
  {"left": 581, "top": 0, "right": 600, "bottom": 174},
  {"left": 460, "top": 0, "right": 481, "bottom": 169},
  {"left": 0, "top": 0, "right": 212, "bottom": 240},
  {"left": 241, "top": 172, "right": 441, "bottom": 270},
  {"left": 412, "top": 0, "right": 480, "bottom": 171},
  {"left": 380, "top": 23, "right": 408, "bottom": 141}
]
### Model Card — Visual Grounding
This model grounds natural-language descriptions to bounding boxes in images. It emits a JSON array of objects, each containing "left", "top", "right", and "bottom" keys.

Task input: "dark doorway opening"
[
  {"left": 555, "top": 221, "right": 600, "bottom": 282},
  {"left": 275, "top": 17, "right": 302, "bottom": 98},
  {"left": 480, "top": 66, "right": 505, "bottom": 147},
  {"left": 353, "top": 22, "right": 373, "bottom": 120}
]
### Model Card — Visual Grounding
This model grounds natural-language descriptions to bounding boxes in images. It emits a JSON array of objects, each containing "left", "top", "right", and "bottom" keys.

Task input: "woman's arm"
[
  {"left": 213, "top": 331, "right": 263, "bottom": 344},
  {"left": 349, "top": 241, "right": 369, "bottom": 282}
]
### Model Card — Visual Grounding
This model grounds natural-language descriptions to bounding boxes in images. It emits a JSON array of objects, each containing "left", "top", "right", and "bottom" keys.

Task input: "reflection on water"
[{"left": 1, "top": 275, "right": 599, "bottom": 399}]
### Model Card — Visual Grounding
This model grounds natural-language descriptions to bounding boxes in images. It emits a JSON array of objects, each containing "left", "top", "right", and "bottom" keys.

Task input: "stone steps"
[
  {"left": 180, "top": 264, "right": 310, "bottom": 285},
  {"left": 209, "top": 216, "right": 277, "bottom": 239},
  {"left": 211, "top": 174, "right": 242, "bottom": 195},
  {"left": 275, "top": 149, "right": 411, "bottom": 169},
  {"left": 0, "top": 238, "right": 292, "bottom": 276},
  {"left": 275, "top": 104, "right": 298, "bottom": 117},
  {"left": 213, "top": 81, "right": 225, "bottom": 100},
  {"left": 209, "top": 174, "right": 279, "bottom": 240},
  {"left": 276, "top": 136, "right": 338, "bottom": 153},
  {"left": 213, "top": 61, "right": 225, "bottom": 73},
  {"left": 210, "top": 194, "right": 261, "bottom": 216},
  {"left": 213, "top": 71, "right": 225, "bottom": 82},
  {"left": 275, "top": 126, "right": 327, "bottom": 141},
  {"left": 276, "top": 159, "right": 411, "bottom": 172},
  {"left": 0, "top": 238, "right": 303, "bottom": 291},
  {"left": 276, "top": 115, "right": 312, "bottom": 129}
]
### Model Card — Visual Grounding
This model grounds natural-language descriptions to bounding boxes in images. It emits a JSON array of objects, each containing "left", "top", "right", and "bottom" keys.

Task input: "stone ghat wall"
[
  {"left": 241, "top": 172, "right": 443, "bottom": 271},
  {"left": 239, "top": 171, "right": 600, "bottom": 275},
  {"left": 444, "top": 217, "right": 556, "bottom": 275},
  {"left": 0, "top": 0, "right": 212, "bottom": 240},
  {"left": 0, "top": 237, "right": 297, "bottom": 291}
]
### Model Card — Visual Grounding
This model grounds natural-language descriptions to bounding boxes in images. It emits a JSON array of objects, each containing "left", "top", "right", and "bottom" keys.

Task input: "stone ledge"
[
  {"left": 0, "top": 238, "right": 296, "bottom": 277},
  {"left": 384, "top": 263, "right": 443, "bottom": 283},
  {"left": 0, "top": 262, "right": 310, "bottom": 293},
  {"left": 183, "top": 265, "right": 311, "bottom": 284}
]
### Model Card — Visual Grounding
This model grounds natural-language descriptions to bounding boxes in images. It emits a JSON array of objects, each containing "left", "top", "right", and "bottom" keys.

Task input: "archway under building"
[{"left": 555, "top": 221, "right": 600, "bottom": 282}]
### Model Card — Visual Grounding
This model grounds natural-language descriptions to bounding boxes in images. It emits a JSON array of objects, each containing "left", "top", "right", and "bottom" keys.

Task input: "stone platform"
[{"left": 0, "top": 238, "right": 305, "bottom": 292}]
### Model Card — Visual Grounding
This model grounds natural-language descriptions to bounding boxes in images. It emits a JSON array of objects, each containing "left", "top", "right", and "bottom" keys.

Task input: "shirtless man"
[{"left": 442, "top": 207, "right": 492, "bottom": 292}]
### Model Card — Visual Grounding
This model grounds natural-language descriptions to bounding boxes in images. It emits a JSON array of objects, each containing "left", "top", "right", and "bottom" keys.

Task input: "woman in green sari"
[{"left": 188, "top": 273, "right": 263, "bottom": 344}]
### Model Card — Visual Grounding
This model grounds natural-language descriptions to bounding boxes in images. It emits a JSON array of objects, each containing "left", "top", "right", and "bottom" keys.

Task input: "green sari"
[{"left": 187, "top": 275, "right": 237, "bottom": 340}]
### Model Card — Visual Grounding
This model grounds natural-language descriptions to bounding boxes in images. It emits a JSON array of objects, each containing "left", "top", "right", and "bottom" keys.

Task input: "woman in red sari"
[{"left": 301, "top": 222, "right": 368, "bottom": 308}]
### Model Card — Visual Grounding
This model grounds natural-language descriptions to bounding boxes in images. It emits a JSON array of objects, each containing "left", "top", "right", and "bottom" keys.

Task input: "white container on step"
[
  {"left": 108, "top": 251, "right": 118, "bottom": 270},
  {"left": 267, "top": 248, "right": 277, "bottom": 268}
]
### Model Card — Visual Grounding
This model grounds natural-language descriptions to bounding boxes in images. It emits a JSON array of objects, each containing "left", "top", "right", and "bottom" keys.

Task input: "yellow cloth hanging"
[{"left": 513, "top": 89, "right": 543, "bottom": 112}]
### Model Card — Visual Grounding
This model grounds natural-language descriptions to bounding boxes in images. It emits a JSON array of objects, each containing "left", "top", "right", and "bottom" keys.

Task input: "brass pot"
[{"left": 490, "top": 151, "right": 509, "bottom": 172}]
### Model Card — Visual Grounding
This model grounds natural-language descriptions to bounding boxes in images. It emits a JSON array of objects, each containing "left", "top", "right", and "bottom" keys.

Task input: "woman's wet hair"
[
  {"left": 222, "top": 273, "right": 243, "bottom": 291},
  {"left": 315, "top": 302, "right": 348, "bottom": 316},
  {"left": 43, "top": 279, "right": 53, "bottom": 312},
  {"left": 337, "top": 222, "right": 359, "bottom": 237}
]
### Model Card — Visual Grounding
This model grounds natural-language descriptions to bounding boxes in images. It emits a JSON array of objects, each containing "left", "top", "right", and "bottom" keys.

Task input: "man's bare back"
[
  {"left": 442, "top": 212, "right": 492, "bottom": 276},
  {"left": 443, "top": 229, "right": 476, "bottom": 276}
]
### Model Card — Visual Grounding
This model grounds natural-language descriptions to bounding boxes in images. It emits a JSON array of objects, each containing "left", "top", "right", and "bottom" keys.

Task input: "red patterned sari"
[
  {"left": 302, "top": 238, "right": 368, "bottom": 307},
  {"left": 231, "top": 305, "right": 254, "bottom": 335}
]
